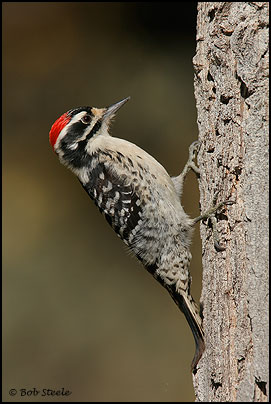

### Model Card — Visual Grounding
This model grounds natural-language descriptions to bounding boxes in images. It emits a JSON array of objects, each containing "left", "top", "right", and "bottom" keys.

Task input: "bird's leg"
[
  {"left": 192, "top": 192, "right": 235, "bottom": 251},
  {"left": 172, "top": 140, "right": 200, "bottom": 199},
  {"left": 173, "top": 141, "right": 235, "bottom": 251}
]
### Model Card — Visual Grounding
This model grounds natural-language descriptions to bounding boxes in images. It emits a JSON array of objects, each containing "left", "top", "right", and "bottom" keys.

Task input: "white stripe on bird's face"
[{"left": 54, "top": 111, "right": 87, "bottom": 150}]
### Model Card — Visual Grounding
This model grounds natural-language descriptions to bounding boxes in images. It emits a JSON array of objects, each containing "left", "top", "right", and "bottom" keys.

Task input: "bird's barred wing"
[{"left": 81, "top": 162, "right": 144, "bottom": 245}]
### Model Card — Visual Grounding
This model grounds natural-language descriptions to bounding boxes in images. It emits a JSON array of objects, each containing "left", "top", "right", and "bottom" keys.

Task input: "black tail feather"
[{"left": 167, "top": 287, "right": 205, "bottom": 372}]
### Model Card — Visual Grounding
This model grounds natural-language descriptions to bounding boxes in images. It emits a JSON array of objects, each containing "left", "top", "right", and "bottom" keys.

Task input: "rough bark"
[{"left": 192, "top": 2, "right": 269, "bottom": 402}]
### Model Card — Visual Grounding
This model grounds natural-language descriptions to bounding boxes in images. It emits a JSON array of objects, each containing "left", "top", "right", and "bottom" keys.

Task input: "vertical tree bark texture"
[{"left": 192, "top": 3, "right": 268, "bottom": 402}]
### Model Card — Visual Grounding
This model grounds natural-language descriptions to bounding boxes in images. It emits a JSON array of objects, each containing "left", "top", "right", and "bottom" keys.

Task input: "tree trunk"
[{"left": 192, "top": 2, "right": 269, "bottom": 402}]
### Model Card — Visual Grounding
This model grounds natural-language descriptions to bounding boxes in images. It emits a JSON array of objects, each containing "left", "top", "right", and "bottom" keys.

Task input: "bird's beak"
[{"left": 103, "top": 96, "right": 131, "bottom": 119}]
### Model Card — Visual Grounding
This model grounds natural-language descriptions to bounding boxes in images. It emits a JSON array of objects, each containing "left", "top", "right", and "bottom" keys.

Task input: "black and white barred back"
[{"left": 49, "top": 97, "right": 205, "bottom": 371}]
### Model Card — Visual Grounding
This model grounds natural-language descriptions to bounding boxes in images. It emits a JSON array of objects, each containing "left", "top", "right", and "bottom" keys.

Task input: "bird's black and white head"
[{"left": 49, "top": 97, "right": 130, "bottom": 169}]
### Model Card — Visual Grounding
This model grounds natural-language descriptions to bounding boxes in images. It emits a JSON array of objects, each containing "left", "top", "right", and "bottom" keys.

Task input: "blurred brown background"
[{"left": 3, "top": 2, "right": 202, "bottom": 402}]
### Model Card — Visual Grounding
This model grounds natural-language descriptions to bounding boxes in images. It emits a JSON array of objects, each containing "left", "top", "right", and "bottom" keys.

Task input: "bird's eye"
[{"left": 81, "top": 114, "right": 91, "bottom": 124}]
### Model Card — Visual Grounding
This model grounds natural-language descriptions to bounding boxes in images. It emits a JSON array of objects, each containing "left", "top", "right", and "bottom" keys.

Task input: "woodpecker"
[{"left": 49, "top": 97, "right": 205, "bottom": 371}]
